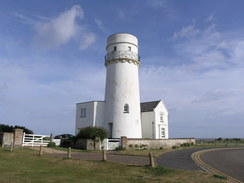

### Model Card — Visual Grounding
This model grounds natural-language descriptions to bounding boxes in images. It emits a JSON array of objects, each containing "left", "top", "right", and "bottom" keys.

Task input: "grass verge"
[{"left": 0, "top": 147, "right": 229, "bottom": 183}]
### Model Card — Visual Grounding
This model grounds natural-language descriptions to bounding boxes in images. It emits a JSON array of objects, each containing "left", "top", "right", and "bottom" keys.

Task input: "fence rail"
[
  {"left": 102, "top": 138, "right": 120, "bottom": 150},
  {"left": 22, "top": 133, "right": 51, "bottom": 147}
]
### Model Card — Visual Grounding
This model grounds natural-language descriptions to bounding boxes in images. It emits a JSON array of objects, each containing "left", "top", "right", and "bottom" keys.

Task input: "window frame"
[
  {"left": 123, "top": 104, "right": 129, "bottom": 113},
  {"left": 80, "top": 108, "right": 86, "bottom": 118}
]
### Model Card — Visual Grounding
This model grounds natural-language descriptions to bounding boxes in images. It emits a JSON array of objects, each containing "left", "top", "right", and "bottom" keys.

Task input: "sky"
[{"left": 0, "top": 0, "right": 244, "bottom": 138}]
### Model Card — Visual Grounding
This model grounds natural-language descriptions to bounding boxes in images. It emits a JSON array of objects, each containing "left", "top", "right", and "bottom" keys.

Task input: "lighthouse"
[
  {"left": 75, "top": 33, "right": 169, "bottom": 141},
  {"left": 104, "top": 33, "right": 142, "bottom": 138}
]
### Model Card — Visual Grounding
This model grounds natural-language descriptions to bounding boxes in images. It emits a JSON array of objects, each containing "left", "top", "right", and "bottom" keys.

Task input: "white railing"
[
  {"left": 22, "top": 133, "right": 51, "bottom": 147},
  {"left": 102, "top": 138, "right": 120, "bottom": 150}
]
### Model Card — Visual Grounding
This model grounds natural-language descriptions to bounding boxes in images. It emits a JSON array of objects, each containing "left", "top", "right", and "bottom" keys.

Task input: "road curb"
[{"left": 192, "top": 147, "right": 244, "bottom": 183}]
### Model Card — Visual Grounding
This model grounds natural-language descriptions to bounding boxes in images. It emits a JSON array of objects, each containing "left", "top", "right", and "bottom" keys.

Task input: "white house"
[
  {"left": 75, "top": 33, "right": 169, "bottom": 139},
  {"left": 76, "top": 100, "right": 169, "bottom": 139},
  {"left": 141, "top": 100, "right": 169, "bottom": 139}
]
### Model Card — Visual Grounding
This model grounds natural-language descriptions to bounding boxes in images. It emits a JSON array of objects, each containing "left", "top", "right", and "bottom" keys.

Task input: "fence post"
[
  {"left": 149, "top": 152, "right": 155, "bottom": 167},
  {"left": 67, "top": 147, "right": 71, "bottom": 159},
  {"left": 10, "top": 142, "right": 13, "bottom": 152},
  {"left": 22, "top": 132, "right": 25, "bottom": 147},
  {"left": 102, "top": 150, "right": 107, "bottom": 161},
  {"left": 32, "top": 135, "right": 34, "bottom": 147},
  {"left": 39, "top": 145, "right": 43, "bottom": 156}
]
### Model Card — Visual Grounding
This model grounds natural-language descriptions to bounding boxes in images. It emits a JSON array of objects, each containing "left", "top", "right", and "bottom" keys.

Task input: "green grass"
[{"left": 0, "top": 147, "right": 228, "bottom": 183}]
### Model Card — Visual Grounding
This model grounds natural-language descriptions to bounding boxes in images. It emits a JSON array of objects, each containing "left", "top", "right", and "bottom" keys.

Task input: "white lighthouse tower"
[{"left": 104, "top": 33, "right": 142, "bottom": 138}]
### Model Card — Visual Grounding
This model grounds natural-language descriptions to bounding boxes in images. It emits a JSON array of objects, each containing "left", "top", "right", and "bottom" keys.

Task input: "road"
[
  {"left": 157, "top": 147, "right": 204, "bottom": 170},
  {"left": 200, "top": 148, "right": 244, "bottom": 182},
  {"left": 157, "top": 147, "right": 244, "bottom": 182}
]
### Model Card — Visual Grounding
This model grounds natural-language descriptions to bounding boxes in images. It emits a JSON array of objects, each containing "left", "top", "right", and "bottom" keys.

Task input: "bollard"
[
  {"left": 149, "top": 152, "right": 155, "bottom": 167},
  {"left": 39, "top": 145, "right": 43, "bottom": 156},
  {"left": 10, "top": 143, "right": 13, "bottom": 152},
  {"left": 67, "top": 147, "right": 72, "bottom": 159},
  {"left": 102, "top": 150, "right": 107, "bottom": 161}
]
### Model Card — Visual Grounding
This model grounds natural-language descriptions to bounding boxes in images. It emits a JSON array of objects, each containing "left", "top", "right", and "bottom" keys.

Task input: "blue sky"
[{"left": 1, "top": 0, "right": 244, "bottom": 138}]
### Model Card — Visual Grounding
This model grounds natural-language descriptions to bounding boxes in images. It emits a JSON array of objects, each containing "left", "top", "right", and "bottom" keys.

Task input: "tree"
[
  {"left": 76, "top": 126, "right": 108, "bottom": 141},
  {"left": 0, "top": 124, "right": 33, "bottom": 134}
]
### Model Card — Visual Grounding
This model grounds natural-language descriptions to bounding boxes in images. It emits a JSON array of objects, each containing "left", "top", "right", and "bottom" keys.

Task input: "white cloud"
[
  {"left": 0, "top": 60, "right": 105, "bottom": 134},
  {"left": 206, "top": 14, "right": 217, "bottom": 23},
  {"left": 79, "top": 33, "right": 96, "bottom": 50},
  {"left": 172, "top": 25, "right": 200, "bottom": 40},
  {"left": 118, "top": 10, "right": 126, "bottom": 20},
  {"left": 95, "top": 18, "right": 108, "bottom": 32},
  {"left": 141, "top": 18, "right": 244, "bottom": 137},
  {"left": 147, "top": 0, "right": 167, "bottom": 8},
  {"left": 33, "top": 5, "right": 95, "bottom": 50},
  {"left": 14, "top": 12, "right": 35, "bottom": 24}
]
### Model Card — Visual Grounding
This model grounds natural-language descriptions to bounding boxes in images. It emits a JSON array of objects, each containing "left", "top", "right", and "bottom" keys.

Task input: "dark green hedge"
[{"left": 76, "top": 126, "right": 108, "bottom": 141}]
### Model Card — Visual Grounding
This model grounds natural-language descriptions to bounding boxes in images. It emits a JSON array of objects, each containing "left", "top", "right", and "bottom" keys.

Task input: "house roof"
[{"left": 140, "top": 100, "right": 161, "bottom": 112}]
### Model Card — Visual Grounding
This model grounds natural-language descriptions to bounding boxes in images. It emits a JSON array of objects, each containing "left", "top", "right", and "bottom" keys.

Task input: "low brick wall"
[{"left": 124, "top": 138, "right": 195, "bottom": 149}]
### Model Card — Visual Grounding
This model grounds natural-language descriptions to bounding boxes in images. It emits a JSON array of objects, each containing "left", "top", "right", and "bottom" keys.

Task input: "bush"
[
  {"left": 172, "top": 146, "right": 179, "bottom": 149},
  {"left": 180, "top": 143, "right": 191, "bottom": 147},
  {"left": 47, "top": 142, "right": 56, "bottom": 147},
  {"left": 76, "top": 126, "right": 108, "bottom": 141}
]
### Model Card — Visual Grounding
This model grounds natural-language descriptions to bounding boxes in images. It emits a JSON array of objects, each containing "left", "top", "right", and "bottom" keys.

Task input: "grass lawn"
[{"left": 0, "top": 147, "right": 229, "bottom": 183}]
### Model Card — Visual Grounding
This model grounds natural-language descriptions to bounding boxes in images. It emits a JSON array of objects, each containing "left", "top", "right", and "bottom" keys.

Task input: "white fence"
[
  {"left": 22, "top": 133, "right": 51, "bottom": 147},
  {"left": 102, "top": 138, "right": 120, "bottom": 150}
]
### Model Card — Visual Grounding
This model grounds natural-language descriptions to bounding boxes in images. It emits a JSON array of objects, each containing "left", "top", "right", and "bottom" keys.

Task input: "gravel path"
[{"left": 33, "top": 147, "right": 150, "bottom": 165}]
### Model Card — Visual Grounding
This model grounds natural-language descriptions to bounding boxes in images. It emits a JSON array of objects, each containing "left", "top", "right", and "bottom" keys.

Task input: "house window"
[
  {"left": 114, "top": 46, "right": 117, "bottom": 51},
  {"left": 128, "top": 46, "right": 131, "bottom": 51},
  {"left": 161, "top": 128, "right": 165, "bottom": 138},
  {"left": 160, "top": 113, "right": 164, "bottom": 122},
  {"left": 124, "top": 104, "right": 129, "bottom": 113},
  {"left": 80, "top": 108, "right": 86, "bottom": 118}
]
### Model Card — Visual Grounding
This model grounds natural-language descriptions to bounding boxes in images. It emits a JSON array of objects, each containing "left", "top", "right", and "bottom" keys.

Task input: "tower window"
[
  {"left": 113, "top": 46, "right": 117, "bottom": 51},
  {"left": 80, "top": 108, "right": 86, "bottom": 118},
  {"left": 128, "top": 46, "right": 131, "bottom": 51},
  {"left": 124, "top": 104, "right": 129, "bottom": 113}
]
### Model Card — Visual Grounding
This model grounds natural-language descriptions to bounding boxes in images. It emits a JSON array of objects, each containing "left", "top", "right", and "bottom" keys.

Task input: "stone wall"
[
  {"left": 1, "top": 129, "right": 24, "bottom": 148},
  {"left": 14, "top": 129, "right": 24, "bottom": 148},
  {"left": 1, "top": 132, "right": 14, "bottom": 148},
  {"left": 74, "top": 139, "right": 101, "bottom": 150},
  {"left": 122, "top": 138, "right": 195, "bottom": 149}
]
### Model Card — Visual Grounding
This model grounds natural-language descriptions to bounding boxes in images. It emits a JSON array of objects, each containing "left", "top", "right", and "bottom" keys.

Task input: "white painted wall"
[
  {"left": 93, "top": 102, "right": 105, "bottom": 127},
  {"left": 75, "top": 101, "right": 104, "bottom": 135},
  {"left": 154, "top": 101, "right": 169, "bottom": 139},
  {"left": 141, "top": 111, "right": 154, "bottom": 138},
  {"left": 141, "top": 100, "right": 169, "bottom": 139},
  {"left": 104, "top": 33, "right": 142, "bottom": 138}
]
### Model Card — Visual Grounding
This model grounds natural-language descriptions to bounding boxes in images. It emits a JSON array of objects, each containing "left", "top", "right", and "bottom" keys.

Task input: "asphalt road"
[
  {"left": 157, "top": 148, "right": 204, "bottom": 170},
  {"left": 200, "top": 148, "right": 244, "bottom": 182}
]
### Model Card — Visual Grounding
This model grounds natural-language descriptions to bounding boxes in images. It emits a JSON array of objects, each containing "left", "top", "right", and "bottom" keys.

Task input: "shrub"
[
  {"left": 172, "top": 146, "right": 179, "bottom": 149},
  {"left": 76, "top": 126, "right": 108, "bottom": 141},
  {"left": 180, "top": 143, "right": 191, "bottom": 147},
  {"left": 116, "top": 146, "right": 125, "bottom": 150},
  {"left": 128, "top": 144, "right": 133, "bottom": 148},
  {"left": 47, "top": 142, "right": 56, "bottom": 147}
]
